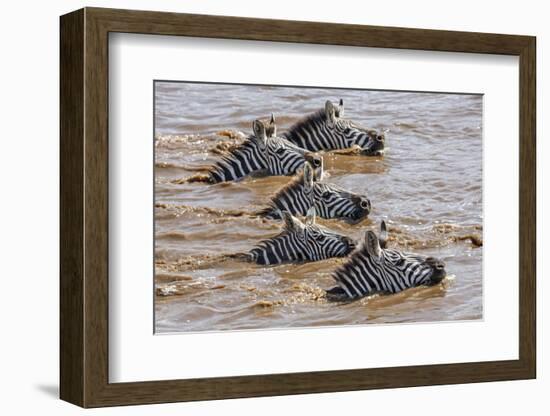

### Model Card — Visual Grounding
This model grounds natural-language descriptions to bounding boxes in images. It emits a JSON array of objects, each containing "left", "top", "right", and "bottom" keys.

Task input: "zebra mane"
[
  {"left": 273, "top": 173, "right": 307, "bottom": 199},
  {"left": 334, "top": 242, "right": 369, "bottom": 277},
  {"left": 254, "top": 174, "right": 306, "bottom": 217},
  {"left": 254, "top": 214, "right": 304, "bottom": 247},
  {"left": 216, "top": 134, "right": 257, "bottom": 158},
  {"left": 207, "top": 135, "right": 261, "bottom": 173},
  {"left": 283, "top": 110, "right": 327, "bottom": 141},
  {"left": 333, "top": 241, "right": 416, "bottom": 278},
  {"left": 333, "top": 230, "right": 387, "bottom": 282}
]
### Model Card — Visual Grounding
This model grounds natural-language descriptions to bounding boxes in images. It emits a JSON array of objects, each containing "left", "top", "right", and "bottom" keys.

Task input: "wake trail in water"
[
  {"left": 155, "top": 203, "right": 258, "bottom": 218},
  {"left": 157, "top": 253, "right": 232, "bottom": 271},
  {"left": 171, "top": 173, "right": 213, "bottom": 184},
  {"left": 156, "top": 252, "right": 250, "bottom": 274},
  {"left": 385, "top": 223, "right": 483, "bottom": 249}
]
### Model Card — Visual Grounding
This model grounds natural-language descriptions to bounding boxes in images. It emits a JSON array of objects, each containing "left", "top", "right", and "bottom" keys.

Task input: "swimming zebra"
[
  {"left": 326, "top": 221, "right": 447, "bottom": 301},
  {"left": 244, "top": 208, "right": 355, "bottom": 265},
  {"left": 282, "top": 99, "right": 386, "bottom": 155},
  {"left": 207, "top": 115, "right": 321, "bottom": 183},
  {"left": 258, "top": 160, "right": 371, "bottom": 222}
]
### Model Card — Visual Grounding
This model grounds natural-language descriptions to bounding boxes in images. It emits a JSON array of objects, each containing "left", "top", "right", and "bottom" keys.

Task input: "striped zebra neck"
[
  {"left": 250, "top": 233, "right": 311, "bottom": 265},
  {"left": 208, "top": 136, "right": 268, "bottom": 183},
  {"left": 261, "top": 174, "right": 312, "bottom": 218},
  {"left": 282, "top": 111, "right": 348, "bottom": 151},
  {"left": 249, "top": 214, "right": 355, "bottom": 265}
]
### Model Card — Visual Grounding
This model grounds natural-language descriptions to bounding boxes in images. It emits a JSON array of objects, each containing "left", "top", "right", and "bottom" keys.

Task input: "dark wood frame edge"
[{"left": 60, "top": 7, "right": 536, "bottom": 408}]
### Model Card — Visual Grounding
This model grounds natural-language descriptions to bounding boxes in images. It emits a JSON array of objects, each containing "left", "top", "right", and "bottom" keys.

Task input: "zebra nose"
[
  {"left": 360, "top": 198, "right": 371, "bottom": 211},
  {"left": 343, "top": 236, "right": 356, "bottom": 252},
  {"left": 309, "top": 155, "right": 322, "bottom": 168},
  {"left": 428, "top": 259, "right": 446, "bottom": 283},
  {"left": 304, "top": 152, "right": 322, "bottom": 168}
]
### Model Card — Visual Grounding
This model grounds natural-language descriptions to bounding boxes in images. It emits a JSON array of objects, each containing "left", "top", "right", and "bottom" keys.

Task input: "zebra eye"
[
  {"left": 322, "top": 191, "right": 331, "bottom": 200},
  {"left": 275, "top": 147, "right": 285, "bottom": 155},
  {"left": 344, "top": 127, "right": 351, "bottom": 134}
]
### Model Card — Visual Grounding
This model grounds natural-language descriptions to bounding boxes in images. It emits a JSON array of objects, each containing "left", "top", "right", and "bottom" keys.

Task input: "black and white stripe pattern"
[
  {"left": 208, "top": 115, "right": 321, "bottom": 183},
  {"left": 248, "top": 209, "right": 355, "bottom": 265},
  {"left": 282, "top": 100, "right": 386, "bottom": 155},
  {"left": 259, "top": 160, "right": 371, "bottom": 222},
  {"left": 327, "top": 221, "right": 447, "bottom": 300}
]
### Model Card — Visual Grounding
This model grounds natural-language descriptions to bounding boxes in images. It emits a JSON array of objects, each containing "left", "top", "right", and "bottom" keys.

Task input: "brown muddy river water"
[{"left": 154, "top": 82, "right": 483, "bottom": 333}]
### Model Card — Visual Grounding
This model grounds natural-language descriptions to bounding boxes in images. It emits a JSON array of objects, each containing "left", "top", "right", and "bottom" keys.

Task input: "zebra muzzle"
[
  {"left": 360, "top": 198, "right": 371, "bottom": 213},
  {"left": 305, "top": 153, "right": 322, "bottom": 168},
  {"left": 349, "top": 197, "right": 371, "bottom": 220},
  {"left": 427, "top": 258, "right": 447, "bottom": 283},
  {"left": 341, "top": 236, "right": 356, "bottom": 254}
]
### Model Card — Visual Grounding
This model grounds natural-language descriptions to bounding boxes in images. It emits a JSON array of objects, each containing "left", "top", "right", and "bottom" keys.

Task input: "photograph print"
[{"left": 154, "top": 81, "right": 483, "bottom": 333}]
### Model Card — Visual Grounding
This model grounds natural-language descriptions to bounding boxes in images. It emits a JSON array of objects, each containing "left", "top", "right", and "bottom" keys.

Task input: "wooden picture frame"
[{"left": 60, "top": 7, "right": 536, "bottom": 408}]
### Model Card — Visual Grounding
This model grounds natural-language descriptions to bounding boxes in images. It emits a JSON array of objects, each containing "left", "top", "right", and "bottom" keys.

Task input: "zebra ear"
[
  {"left": 253, "top": 119, "right": 265, "bottom": 137},
  {"left": 379, "top": 220, "right": 388, "bottom": 249},
  {"left": 364, "top": 230, "right": 382, "bottom": 258},
  {"left": 282, "top": 211, "right": 303, "bottom": 232},
  {"left": 303, "top": 162, "right": 315, "bottom": 193},
  {"left": 305, "top": 206, "right": 316, "bottom": 226},
  {"left": 338, "top": 99, "right": 345, "bottom": 117},
  {"left": 325, "top": 100, "right": 337, "bottom": 124},
  {"left": 253, "top": 119, "right": 267, "bottom": 148},
  {"left": 268, "top": 113, "right": 277, "bottom": 137},
  {"left": 314, "top": 157, "right": 324, "bottom": 181}
]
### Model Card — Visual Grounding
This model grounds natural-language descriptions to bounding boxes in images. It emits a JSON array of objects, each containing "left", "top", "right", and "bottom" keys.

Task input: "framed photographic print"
[{"left": 60, "top": 7, "right": 536, "bottom": 408}]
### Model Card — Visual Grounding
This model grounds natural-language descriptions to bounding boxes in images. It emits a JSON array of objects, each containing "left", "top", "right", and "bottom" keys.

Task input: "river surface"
[{"left": 154, "top": 81, "right": 483, "bottom": 333}]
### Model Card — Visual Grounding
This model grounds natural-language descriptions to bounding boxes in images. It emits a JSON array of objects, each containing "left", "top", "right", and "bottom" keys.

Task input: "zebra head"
[
  {"left": 325, "top": 99, "right": 386, "bottom": 155},
  {"left": 249, "top": 208, "right": 356, "bottom": 265},
  {"left": 261, "top": 160, "right": 371, "bottom": 222},
  {"left": 208, "top": 116, "right": 321, "bottom": 183},
  {"left": 253, "top": 115, "right": 322, "bottom": 176},
  {"left": 326, "top": 221, "right": 447, "bottom": 301},
  {"left": 304, "top": 161, "right": 371, "bottom": 222}
]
